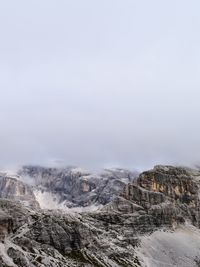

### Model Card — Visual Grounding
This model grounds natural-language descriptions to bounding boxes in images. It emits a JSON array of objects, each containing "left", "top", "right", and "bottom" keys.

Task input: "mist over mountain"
[{"left": 0, "top": 1, "right": 200, "bottom": 169}]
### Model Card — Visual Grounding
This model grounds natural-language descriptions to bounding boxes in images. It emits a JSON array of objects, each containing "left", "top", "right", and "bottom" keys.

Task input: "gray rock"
[
  {"left": 1, "top": 165, "right": 200, "bottom": 266},
  {"left": 19, "top": 166, "right": 138, "bottom": 208},
  {"left": 0, "top": 175, "right": 39, "bottom": 209}
]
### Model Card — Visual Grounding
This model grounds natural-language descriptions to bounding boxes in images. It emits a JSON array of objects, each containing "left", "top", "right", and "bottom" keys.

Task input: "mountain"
[
  {"left": 18, "top": 166, "right": 138, "bottom": 210},
  {"left": 0, "top": 165, "right": 200, "bottom": 266}
]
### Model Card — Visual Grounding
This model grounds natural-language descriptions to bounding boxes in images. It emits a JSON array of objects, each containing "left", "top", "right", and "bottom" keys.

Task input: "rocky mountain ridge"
[
  {"left": 0, "top": 165, "right": 200, "bottom": 266},
  {"left": 18, "top": 166, "right": 138, "bottom": 210}
]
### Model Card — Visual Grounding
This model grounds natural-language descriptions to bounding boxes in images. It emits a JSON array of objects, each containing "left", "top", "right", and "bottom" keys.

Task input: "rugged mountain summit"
[
  {"left": 18, "top": 166, "right": 138, "bottom": 209},
  {"left": 119, "top": 165, "right": 200, "bottom": 228},
  {"left": 1, "top": 165, "right": 200, "bottom": 266}
]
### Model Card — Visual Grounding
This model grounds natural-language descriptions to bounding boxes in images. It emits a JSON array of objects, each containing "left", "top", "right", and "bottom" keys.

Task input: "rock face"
[
  {"left": 18, "top": 166, "right": 138, "bottom": 209},
  {"left": 0, "top": 174, "right": 39, "bottom": 209},
  {"left": 120, "top": 165, "right": 200, "bottom": 228},
  {"left": 0, "top": 165, "right": 200, "bottom": 266}
]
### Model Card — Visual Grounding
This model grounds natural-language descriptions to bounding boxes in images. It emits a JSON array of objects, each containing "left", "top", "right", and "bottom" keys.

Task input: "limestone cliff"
[{"left": 0, "top": 175, "right": 39, "bottom": 209}]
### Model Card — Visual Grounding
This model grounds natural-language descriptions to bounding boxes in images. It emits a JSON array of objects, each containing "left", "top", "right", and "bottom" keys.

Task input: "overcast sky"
[{"left": 0, "top": 1, "right": 200, "bottom": 170}]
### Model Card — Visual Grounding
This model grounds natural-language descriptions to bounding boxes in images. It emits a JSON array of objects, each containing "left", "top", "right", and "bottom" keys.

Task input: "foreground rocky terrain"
[{"left": 0, "top": 165, "right": 200, "bottom": 266}]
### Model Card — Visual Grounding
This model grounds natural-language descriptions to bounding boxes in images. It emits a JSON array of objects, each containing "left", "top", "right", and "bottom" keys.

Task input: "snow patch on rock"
[{"left": 34, "top": 190, "right": 102, "bottom": 212}]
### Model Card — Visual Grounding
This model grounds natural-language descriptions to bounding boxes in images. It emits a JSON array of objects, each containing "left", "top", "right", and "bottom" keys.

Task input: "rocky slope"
[{"left": 1, "top": 165, "right": 200, "bottom": 266}]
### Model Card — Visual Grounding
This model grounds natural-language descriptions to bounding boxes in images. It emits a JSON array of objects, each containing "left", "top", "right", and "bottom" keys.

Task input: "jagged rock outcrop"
[
  {"left": 0, "top": 165, "right": 200, "bottom": 266},
  {"left": 120, "top": 165, "right": 200, "bottom": 228}
]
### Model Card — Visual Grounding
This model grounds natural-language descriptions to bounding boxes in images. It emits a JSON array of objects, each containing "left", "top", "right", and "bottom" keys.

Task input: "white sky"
[{"left": 0, "top": 1, "right": 200, "bottom": 170}]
